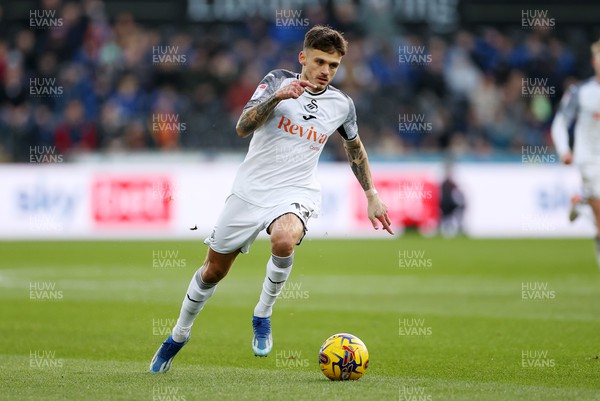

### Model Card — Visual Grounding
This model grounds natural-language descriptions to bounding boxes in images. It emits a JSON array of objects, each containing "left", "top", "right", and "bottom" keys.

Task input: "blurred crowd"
[{"left": 0, "top": 0, "right": 594, "bottom": 162}]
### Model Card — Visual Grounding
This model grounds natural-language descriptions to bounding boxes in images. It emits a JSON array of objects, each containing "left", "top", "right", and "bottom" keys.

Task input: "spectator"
[
  {"left": 54, "top": 99, "right": 96, "bottom": 153},
  {"left": 0, "top": 0, "right": 596, "bottom": 161}
]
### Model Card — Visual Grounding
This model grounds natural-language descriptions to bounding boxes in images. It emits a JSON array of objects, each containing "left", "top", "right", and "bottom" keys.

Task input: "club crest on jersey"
[
  {"left": 251, "top": 84, "right": 267, "bottom": 100},
  {"left": 304, "top": 99, "right": 318, "bottom": 114}
]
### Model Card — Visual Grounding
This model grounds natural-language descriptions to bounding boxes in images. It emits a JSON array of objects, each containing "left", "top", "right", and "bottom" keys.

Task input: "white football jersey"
[
  {"left": 551, "top": 77, "right": 600, "bottom": 165},
  {"left": 231, "top": 69, "right": 358, "bottom": 215}
]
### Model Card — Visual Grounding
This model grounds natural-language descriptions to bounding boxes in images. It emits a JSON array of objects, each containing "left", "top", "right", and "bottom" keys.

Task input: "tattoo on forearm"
[
  {"left": 237, "top": 95, "right": 279, "bottom": 134},
  {"left": 344, "top": 139, "right": 372, "bottom": 191}
]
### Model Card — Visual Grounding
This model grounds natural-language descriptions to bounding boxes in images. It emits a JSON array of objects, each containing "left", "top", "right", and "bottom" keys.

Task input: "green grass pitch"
[{"left": 1, "top": 237, "right": 599, "bottom": 400}]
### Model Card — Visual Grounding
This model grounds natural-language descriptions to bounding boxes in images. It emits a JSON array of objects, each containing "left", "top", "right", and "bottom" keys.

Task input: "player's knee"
[
  {"left": 201, "top": 260, "right": 227, "bottom": 283},
  {"left": 270, "top": 231, "right": 295, "bottom": 257}
]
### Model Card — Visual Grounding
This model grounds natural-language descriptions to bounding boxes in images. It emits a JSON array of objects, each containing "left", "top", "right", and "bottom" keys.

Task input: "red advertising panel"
[
  {"left": 351, "top": 174, "right": 439, "bottom": 233},
  {"left": 92, "top": 176, "right": 172, "bottom": 226}
]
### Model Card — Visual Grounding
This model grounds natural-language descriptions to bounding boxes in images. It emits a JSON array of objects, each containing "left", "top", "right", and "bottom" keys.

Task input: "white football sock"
[
  {"left": 253, "top": 253, "right": 294, "bottom": 318},
  {"left": 171, "top": 268, "right": 217, "bottom": 342}
]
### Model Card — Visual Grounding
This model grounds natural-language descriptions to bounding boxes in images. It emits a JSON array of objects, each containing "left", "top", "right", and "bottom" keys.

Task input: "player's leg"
[
  {"left": 569, "top": 194, "right": 583, "bottom": 222},
  {"left": 588, "top": 197, "right": 600, "bottom": 268},
  {"left": 150, "top": 194, "right": 262, "bottom": 373},
  {"left": 580, "top": 166, "right": 600, "bottom": 268},
  {"left": 252, "top": 212, "right": 306, "bottom": 356},
  {"left": 256, "top": 213, "right": 304, "bottom": 315},
  {"left": 149, "top": 249, "right": 239, "bottom": 373},
  {"left": 172, "top": 248, "right": 240, "bottom": 342}
]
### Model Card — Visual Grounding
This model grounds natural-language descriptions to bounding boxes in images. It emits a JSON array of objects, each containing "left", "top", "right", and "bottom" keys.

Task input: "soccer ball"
[{"left": 318, "top": 333, "right": 369, "bottom": 380}]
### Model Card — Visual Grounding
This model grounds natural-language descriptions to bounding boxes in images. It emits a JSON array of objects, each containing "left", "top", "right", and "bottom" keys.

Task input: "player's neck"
[{"left": 300, "top": 71, "right": 321, "bottom": 94}]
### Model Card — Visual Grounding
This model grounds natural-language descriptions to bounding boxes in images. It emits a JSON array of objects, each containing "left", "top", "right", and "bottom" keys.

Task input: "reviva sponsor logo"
[{"left": 277, "top": 115, "right": 328, "bottom": 144}]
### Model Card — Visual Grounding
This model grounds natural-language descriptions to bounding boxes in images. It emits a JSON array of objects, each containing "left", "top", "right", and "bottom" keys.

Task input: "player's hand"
[
  {"left": 367, "top": 193, "right": 394, "bottom": 235},
  {"left": 275, "top": 80, "right": 317, "bottom": 100},
  {"left": 561, "top": 152, "right": 573, "bottom": 165}
]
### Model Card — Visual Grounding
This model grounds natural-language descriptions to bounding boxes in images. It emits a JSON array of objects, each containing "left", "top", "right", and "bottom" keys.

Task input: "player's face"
[{"left": 299, "top": 48, "right": 342, "bottom": 91}]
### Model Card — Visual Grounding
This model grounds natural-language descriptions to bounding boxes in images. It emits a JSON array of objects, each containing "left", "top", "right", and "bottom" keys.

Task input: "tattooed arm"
[
  {"left": 343, "top": 136, "right": 394, "bottom": 235},
  {"left": 235, "top": 95, "right": 280, "bottom": 138},
  {"left": 343, "top": 136, "right": 374, "bottom": 191},
  {"left": 235, "top": 79, "right": 317, "bottom": 138}
]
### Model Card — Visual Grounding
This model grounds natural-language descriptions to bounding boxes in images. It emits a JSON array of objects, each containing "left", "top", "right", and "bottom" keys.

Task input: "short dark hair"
[{"left": 303, "top": 25, "right": 348, "bottom": 56}]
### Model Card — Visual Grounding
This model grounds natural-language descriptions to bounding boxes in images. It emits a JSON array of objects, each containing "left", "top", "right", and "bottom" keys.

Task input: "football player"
[
  {"left": 149, "top": 26, "right": 393, "bottom": 373},
  {"left": 551, "top": 38, "right": 600, "bottom": 268}
]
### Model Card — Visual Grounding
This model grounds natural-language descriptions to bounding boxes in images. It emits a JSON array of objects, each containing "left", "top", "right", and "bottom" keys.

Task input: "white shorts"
[
  {"left": 204, "top": 194, "right": 314, "bottom": 254},
  {"left": 580, "top": 164, "right": 600, "bottom": 200}
]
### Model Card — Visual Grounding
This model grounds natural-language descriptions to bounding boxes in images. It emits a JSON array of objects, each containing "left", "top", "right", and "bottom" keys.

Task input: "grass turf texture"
[{"left": 0, "top": 238, "right": 599, "bottom": 401}]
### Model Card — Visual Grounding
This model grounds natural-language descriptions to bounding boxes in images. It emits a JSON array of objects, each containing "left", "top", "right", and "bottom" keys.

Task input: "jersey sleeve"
[
  {"left": 243, "top": 71, "right": 285, "bottom": 111},
  {"left": 558, "top": 84, "right": 579, "bottom": 125},
  {"left": 551, "top": 84, "right": 579, "bottom": 157},
  {"left": 337, "top": 95, "right": 358, "bottom": 141}
]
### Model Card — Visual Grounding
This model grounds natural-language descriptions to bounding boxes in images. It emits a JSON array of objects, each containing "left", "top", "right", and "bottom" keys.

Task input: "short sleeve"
[
  {"left": 337, "top": 95, "right": 358, "bottom": 141},
  {"left": 243, "top": 70, "right": 289, "bottom": 111},
  {"left": 557, "top": 83, "right": 580, "bottom": 126}
]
